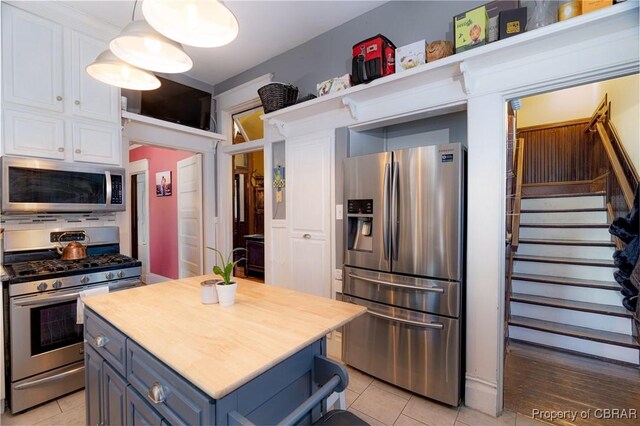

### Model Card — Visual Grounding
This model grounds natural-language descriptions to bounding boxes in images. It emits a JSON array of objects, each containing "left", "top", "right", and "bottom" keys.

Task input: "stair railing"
[
  {"left": 585, "top": 95, "right": 638, "bottom": 242},
  {"left": 511, "top": 138, "right": 525, "bottom": 251}
]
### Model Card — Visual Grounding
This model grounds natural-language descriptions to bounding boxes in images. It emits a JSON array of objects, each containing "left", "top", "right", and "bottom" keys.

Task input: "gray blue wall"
[{"left": 214, "top": 1, "right": 487, "bottom": 97}]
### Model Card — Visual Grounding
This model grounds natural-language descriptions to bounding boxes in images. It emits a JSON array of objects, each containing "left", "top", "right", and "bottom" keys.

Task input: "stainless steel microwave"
[{"left": 1, "top": 157, "right": 125, "bottom": 213}]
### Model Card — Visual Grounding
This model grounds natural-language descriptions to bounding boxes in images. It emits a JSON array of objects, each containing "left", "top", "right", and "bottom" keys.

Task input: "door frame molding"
[
  {"left": 214, "top": 74, "right": 272, "bottom": 275},
  {"left": 127, "top": 159, "right": 150, "bottom": 282}
]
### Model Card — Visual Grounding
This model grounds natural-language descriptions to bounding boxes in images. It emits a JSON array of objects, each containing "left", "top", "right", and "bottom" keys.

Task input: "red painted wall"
[{"left": 130, "top": 146, "right": 193, "bottom": 279}]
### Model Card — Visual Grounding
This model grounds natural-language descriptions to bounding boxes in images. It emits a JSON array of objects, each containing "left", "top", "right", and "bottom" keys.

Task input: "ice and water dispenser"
[{"left": 346, "top": 199, "right": 374, "bottom": 252}]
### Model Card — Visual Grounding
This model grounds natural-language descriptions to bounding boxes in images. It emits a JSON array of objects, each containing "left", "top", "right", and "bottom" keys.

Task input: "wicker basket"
[{"left": 258, "top": 83, "right": 299, "bottom": 114}]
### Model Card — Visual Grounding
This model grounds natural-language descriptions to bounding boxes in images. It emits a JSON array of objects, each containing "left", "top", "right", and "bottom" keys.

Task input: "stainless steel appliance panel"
[
  {"left": 1, "top": 156, "right": 125, "bottom": 213},
  {"left": 392, "top": 144, "right": 463, "bottom": 280},
  {"left": 343, "top": 266, "right": 459, "bottom": 317},
  {"left": 342, "top": 295, "right": 460, "bottom": 406},
  {"left": 344, "top": 152, "right": 391, "bottom": 272},
  {"left": 10, "top": 279, "right": 141, "bottom": 380},
  {"left": 11, "top": 361, "right": 85, "bottom": 414}
]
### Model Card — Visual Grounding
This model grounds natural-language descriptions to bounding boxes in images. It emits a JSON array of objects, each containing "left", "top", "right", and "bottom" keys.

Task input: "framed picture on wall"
[{"left": 156, "top": 171, "right": 172, "bottom": 197}]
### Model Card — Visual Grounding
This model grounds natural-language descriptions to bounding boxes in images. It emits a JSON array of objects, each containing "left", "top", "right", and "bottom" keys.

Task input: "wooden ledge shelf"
[
  {"left": 122, "top": 111, "right": 226, "bottom": 141},
  {"left": 261, "top": 1, "right": 638, "bottom": 126}
]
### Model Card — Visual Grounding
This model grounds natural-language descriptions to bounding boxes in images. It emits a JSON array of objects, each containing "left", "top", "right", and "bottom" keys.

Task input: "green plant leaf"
[
  {"left": 206, "top": 246, "right": 246, "bottom": 285},
  {"left": 213, "top": 265, "right": 224, "bottom": 277}
]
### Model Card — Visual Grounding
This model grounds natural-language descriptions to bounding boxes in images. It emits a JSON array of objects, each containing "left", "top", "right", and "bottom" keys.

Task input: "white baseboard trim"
[
  {"left": 145, "top": 273, "right": 172, "bottom": 284},
  {"left": 465, "top": 375, "right": 498, "bottom": 417}
]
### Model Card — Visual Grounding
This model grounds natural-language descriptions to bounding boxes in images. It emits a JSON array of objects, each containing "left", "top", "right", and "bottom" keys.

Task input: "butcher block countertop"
[{"left": 82, "top": 274, "right": 365, "bottom": 400}]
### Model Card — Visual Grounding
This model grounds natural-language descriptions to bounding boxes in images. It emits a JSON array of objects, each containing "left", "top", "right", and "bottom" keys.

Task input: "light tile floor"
[
  {"left": 1, "top": 390, "right": 85, "bottom": 426},
  {"left": 0, "top": 374, "right": 548, "bottom": 426},
  {"left": 343, "top": 365, "right": 547, "bottom": 426},
  {"left": 2, "top": 345, "right": 549, "bottom": 426}
]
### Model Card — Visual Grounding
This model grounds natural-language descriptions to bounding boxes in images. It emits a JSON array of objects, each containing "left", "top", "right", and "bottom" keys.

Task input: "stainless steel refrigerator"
[{"left": 342, "top": 143, "right": 465, "bottom": 406}]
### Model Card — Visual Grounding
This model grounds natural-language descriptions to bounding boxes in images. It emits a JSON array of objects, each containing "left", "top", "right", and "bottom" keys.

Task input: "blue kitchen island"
[{"left": 82, "top": 274, "right": 365, "bottom": 425}]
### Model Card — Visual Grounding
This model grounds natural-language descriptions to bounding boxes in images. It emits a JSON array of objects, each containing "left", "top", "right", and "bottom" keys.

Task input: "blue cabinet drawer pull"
[
  {"left": 147, "top": 382, "right": 167, "bottom": 404},
  {"left": 94, "top": 335, "right": 109, "bottom": 347}
]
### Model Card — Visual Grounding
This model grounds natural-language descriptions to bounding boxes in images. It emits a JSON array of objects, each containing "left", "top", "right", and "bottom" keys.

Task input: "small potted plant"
[{"left": 208, "top": 247, "right": 245, "bottom": 306}]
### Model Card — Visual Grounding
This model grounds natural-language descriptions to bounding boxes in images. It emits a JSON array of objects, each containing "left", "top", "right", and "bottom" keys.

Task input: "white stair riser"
[
  {"left": 510, "top": 302, "right": 631, "bottom": 334},
  {"left": 513, "top": 260, "right": 615, "bottom": 281},
  {"left": 517, "top": 243, "right": 615, "bottom": 260},
  {"left": 512, "top": 280, "right": 624, "bottom": 306},
  {"left": 521, "top": 210, "right": 607, "bottom": 224},
  {"left": 509, "top": 326, "right": 639, "bottom": 365},
  {"left": 522, "top": 196, "right": 605, "bottom": 210},
  {"left": 519, "top": 227, "right": 611, "bottom": 241}
]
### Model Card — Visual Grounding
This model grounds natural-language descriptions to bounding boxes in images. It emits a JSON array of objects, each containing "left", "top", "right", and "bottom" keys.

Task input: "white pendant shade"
[
  {"left": 142, "top": 0, "right": 239, "bottom": 48},
  {"left": 86, "top": 50, "right": 161, "bottom": 91},
  {"left": 110, "top": 20, "right": 193, "bottom": 73}
]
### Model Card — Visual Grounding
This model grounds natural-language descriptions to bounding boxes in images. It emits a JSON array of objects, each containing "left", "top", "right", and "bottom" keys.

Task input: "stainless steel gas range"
[{"left": 1, "top": 226, "right": 142, "bottom": 413}]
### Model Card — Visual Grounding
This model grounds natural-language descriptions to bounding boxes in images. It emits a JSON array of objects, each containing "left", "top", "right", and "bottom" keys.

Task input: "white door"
[
  {"left": 286, "top": 134, "right": 331, "bottom": 298},
  {"left": 136, "top": 174, "right": 149, "bottom": 283},
  {"left": 177, "top": 154, "right": 204, "bottom": 278},
  {"left": 71, "top": 30, "right": 119, "bottom": 123},
  {"left": 3, "top": 108, "right": 65, "bottom": 159},
  {"left": 72, "top": 121, "right": 122, "bottom": 165},
  {"left": 1, "top": 4, "right": 64, "bottom": 112}
]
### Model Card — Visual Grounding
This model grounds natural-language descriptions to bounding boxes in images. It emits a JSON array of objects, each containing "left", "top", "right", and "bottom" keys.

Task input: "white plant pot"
[
  {"left": 200, "top": 280, "right": 219, "bottom": 304},
  {"left": 216, "top": 282, "right": 237, "bottom": 307}
]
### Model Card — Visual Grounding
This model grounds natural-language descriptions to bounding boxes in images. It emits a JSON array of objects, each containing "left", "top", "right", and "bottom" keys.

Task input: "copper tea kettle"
[{"left": 56, "top": 232, "right": 89, "bottom": 260}]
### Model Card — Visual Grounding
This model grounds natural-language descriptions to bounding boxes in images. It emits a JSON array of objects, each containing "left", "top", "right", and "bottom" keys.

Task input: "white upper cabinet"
[
  {"left": 3, "top": 109, "right": 65, "bottom": 159},
  {"left": 1, "top": 3, "right": 122, "bottom": 165},
  {"left": 71, "top": 30, "right": 120, "bottom": 123},
  {"left": 72, "top": 122, "right": 121, "bottom": 165},
  {"left": 2, "top": 6, "right": 64, "bottom": 112}
]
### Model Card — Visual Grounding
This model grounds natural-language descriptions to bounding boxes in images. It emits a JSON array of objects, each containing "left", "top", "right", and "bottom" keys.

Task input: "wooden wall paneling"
[{"left": 518, "top": 121, "right": 592, "bottom": 185}]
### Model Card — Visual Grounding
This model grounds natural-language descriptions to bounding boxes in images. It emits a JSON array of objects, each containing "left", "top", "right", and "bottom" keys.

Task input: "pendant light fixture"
[
  {"left": 142, "top": 0, "right": 239, "bottom": 48},
  {"left": 110, "top": 20, "right": 193, "bottom": 73},
  {"left": 86, "top": 50, "right": 161, "bottom": 91}
]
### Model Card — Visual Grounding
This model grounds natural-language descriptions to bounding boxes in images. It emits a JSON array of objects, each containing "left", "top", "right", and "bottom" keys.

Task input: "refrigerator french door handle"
[
  {"left": 391, "top": 161, "right": 399, "bottom": 261},
  {"left": 367, "top": 310, "right": 444, "bottom": 330},
  {"left": 347, "top": 273, "right": 445, "bottom": 293},
  {"left": 383, "top": 163, "right": 390, "bottom": 260}
]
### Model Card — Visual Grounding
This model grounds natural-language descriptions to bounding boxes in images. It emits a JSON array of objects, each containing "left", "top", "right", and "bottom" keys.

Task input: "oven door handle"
[
  {"left": 14, "top": 366, "right": 85, "bottom": 390},
  {"left": 12, "top": 292, "right": 82, "bottom": 307}
]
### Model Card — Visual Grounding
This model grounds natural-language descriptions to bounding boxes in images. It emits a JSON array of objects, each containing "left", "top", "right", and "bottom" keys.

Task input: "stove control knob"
[
  {"left": 105, "top": 272, "right": 114, "bottom": 280},
  {"left": 37, "top": 282, "right": 48, "bottom": 291},
  {"left": 53, "top": 280, "right": 63, "bottom": 289},
  {"left": 80, "top": 276, "right": 89, "bottom": 284},
  {"left": 117, "top": 271, "right": 126, "bottom": 279}
]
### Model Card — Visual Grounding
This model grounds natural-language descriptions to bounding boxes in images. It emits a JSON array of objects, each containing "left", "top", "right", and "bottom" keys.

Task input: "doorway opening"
[
  {"left": 129, "top": 159, "right": 149, "bottom": 284},
  {"left": 129, "top": 144, "right": 205, "bottom": 282},
  {"left": 231, "top": 106, "right": 265, "bottom": 283},
  {"left": 503, "top": 74, "right": 640, "bottom": 419}
]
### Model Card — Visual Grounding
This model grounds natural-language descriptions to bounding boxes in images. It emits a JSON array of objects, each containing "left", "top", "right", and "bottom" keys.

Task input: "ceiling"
[{"left": 59, "top": 0, "right": 387, "bottom": 87}]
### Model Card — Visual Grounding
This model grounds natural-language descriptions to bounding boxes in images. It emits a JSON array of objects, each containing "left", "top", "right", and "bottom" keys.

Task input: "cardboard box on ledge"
[
  {"left": 454, "top": 5, "right": 489, "bottom": 53},
  {"left": 582, "top": 0, "right": 613, "bottom": 14},
  {"left": 396, "top": 40, "right": 427, "bottom": 72}
]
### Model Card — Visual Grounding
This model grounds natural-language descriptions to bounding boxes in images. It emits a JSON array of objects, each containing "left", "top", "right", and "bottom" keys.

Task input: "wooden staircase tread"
[
  {"left": 521, "top": 207, "right": 607, "bottom": 213},
  {"left": 509, "top": 316, "right": 639, "bottom": 349},
  {"left": 519, "top": 238, "right": 615, "bottom": 247},
  {"left": 511, "top": 273, "right": 620, "bottom": 290},
  {"left": 520, "top": 223, "right": 609, "bottom": 228},
  {"left": 510, "top": 293, "right": 631, "bottom": 318},
  {"left": 522, "top": 192, "right": 606, "bottom": 199},
  {"left": 513, "top": 254, "right": 615, "bottom": 267}
]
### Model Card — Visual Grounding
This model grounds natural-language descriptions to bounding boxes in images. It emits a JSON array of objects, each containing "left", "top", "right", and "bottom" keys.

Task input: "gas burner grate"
[{"left": 8, "top": 254, "right": 140, "bottom": 280}]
